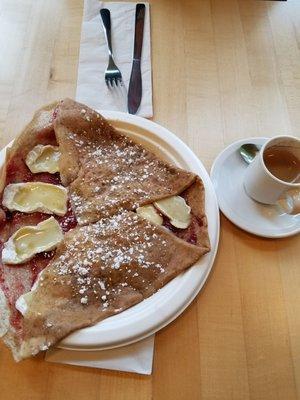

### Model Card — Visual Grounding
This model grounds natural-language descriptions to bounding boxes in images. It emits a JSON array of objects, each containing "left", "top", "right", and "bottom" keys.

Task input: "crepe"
[
  {"left": 0, "top": 99, "right": 210, "bottom": 361},
  {"left": 54, "top": 99, "right": 196, "bottom": 224},
  {"left": 19, "top": 211, "right": 205, "bottom": 359}
]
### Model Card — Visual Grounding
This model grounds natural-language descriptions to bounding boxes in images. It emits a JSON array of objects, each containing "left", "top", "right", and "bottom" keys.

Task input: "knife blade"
[{"left": 127, "top": 4, "right": 146, "bottom": 114}]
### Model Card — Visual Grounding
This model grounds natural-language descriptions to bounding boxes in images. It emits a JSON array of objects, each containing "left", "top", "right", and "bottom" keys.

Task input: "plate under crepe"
[{"left": 0, "top": 111, "right": 220, "bottom": 351}]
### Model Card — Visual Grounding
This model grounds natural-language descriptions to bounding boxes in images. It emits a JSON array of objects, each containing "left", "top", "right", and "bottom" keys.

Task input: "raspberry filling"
[
  {"left": 0, "top": 204, "right": 77, "bottom": 331},
  {"left": 0, "top": 129, "right": 77, "bottom": 331},
  {"left": 161, "top": 213, "right": 203, "bottom": 245}
]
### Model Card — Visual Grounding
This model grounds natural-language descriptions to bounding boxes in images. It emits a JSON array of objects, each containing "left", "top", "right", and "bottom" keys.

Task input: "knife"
[{"left": 127, "top": 4, "right": 146, "bottom": 114}]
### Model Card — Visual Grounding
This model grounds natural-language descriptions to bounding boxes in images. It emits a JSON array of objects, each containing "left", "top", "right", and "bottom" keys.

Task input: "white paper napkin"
[
  {"left": 76, "top": 1, "right": 153, "bottom": 117},
  {"left": 45, "top": 335, "right": 155, "bottom": 375}
]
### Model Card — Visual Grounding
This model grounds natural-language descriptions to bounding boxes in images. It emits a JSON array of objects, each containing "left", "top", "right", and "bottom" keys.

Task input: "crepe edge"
[
  {"left": 0, "top": 287, "right": 23, "bottom": 362},
  {"left": 0, "top": 101, "right": 59, "bottom": 361}
]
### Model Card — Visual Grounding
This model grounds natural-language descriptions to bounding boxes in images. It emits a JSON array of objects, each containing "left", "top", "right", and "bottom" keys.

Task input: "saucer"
[{"left": 210, "top": 137, "right": 300, "bottom": 238}]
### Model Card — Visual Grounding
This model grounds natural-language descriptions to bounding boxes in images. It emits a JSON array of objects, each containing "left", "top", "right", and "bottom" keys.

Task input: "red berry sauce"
[{"left": 0, "top": 127, "right": 77, "bottom": 331}]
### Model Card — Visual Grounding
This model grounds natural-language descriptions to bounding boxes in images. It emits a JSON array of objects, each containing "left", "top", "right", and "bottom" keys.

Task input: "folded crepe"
[
  {"left": 19, "top": 211, "right": 205, "bottom": 359},
  {"left": 54, "top": 99, "right": 196, "bottom": 224},
  {"left": 0, "top": 99, "right": 210, "bottom": 361}
]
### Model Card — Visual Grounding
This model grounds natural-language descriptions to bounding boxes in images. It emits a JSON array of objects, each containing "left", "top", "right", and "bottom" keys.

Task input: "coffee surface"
[{"left": 263, "top": 145, "right": 300, "bottom": 183}]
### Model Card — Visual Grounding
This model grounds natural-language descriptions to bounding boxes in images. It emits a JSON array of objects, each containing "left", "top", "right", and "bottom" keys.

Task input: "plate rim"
[
  {"left": 210, "top": 136, "right": 300, "bottom": 239},
  {"left": 0, "top": 111, "right": 220, "bottom": 351}
]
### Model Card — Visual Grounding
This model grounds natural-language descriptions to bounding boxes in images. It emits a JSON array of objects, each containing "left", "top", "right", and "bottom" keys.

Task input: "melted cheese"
[
  {"left": 25, "top": 144, "right": 60, "bottom": 173},
  {"left": 136, "top": 204, "right": 163, "bottom": 225},
  {"left": 154, "top": 196, "right": 191, "bottom": 229},
  {"left": 2, "top": 217, "right": 63, "bottom": 265},
  {"left": 3, "top": 182, "right": 68, "bottom": 216}
]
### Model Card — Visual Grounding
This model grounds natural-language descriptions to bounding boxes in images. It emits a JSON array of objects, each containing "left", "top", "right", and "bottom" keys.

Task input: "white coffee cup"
[{"left": 243, "top": 135, "right": 300, "bottom": 214}]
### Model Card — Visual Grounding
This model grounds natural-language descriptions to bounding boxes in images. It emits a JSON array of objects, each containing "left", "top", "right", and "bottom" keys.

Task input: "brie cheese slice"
[
  {"left": 2, "top": 217, "right": 63, "bottom": 265},
  {"left": 15, "top": 293, "right": 31, "bottom": 315},
  {"left": 25, "top": 144, "right": 60, "bottom": 174},
  {"left": 2, "top": 182, "right": 68, "bottom": 216},
  {"left": 136, "top": 204, "right": 163, "bottom": 225},
  {"left": 15, "top": 270, "right": 45, "bottom": 315},
  {"left": 154, "top": 196, "right": 191, "bottom": 229}
]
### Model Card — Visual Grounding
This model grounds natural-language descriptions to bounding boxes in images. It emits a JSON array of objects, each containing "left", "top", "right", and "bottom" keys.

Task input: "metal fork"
[{"left": 100, "top": 8, "right": 123, "bottom": 88}]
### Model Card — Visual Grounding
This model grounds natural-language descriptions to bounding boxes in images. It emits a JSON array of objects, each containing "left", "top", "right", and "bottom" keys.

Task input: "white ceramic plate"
[
  {"left": 0, "top": 112, "right": 219, "bottom": 351},
  {"left": 211, "top": 137, "right": 300, "bottom": 238}
]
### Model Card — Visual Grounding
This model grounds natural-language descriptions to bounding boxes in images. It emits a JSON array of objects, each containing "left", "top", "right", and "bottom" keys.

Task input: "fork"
[{"left": 100, "top": 8, "right": 123, "bottom": 88}]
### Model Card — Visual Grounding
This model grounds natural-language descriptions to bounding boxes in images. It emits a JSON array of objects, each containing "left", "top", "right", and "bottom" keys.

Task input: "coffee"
[{"left": 263, "top": 145, "right": 300, "bottom": 183}]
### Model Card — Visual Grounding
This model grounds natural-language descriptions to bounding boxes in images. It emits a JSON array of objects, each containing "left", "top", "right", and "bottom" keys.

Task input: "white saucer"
[{"left": 211, "top": 137, "right": 300, "bottom": 238}]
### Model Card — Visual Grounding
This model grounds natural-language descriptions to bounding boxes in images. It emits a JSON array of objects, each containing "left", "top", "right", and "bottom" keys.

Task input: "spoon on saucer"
[{"left": 239, "top": 143, "right": 260, "bottom": 164}]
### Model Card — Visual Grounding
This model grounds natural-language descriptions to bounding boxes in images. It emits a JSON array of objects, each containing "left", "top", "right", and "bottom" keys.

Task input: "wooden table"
[{"left": 0, "top": 0, "right": 299, "bottom": 399}]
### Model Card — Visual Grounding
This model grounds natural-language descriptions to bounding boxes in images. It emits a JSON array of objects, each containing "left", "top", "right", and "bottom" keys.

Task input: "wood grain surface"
[{"left": 0, "top": 1, "right": 299, "bottom": 399}]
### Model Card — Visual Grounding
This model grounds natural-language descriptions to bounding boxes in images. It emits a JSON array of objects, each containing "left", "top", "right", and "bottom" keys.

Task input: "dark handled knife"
[{"left": 127, "top": 4, "right": 146, "bottom": 114}]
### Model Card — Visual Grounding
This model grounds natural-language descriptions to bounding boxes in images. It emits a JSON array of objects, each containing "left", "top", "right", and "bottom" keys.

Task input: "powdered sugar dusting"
[
  {"left": 66, "top": 124, "right": 183, "bottom": 223},
  {"left": 52, "top": 211, "right": 168, "bottom": 309}
]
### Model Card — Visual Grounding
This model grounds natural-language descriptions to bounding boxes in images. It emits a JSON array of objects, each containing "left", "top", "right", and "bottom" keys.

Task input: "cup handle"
[{"left": 277, "top": 189, "right": 300, "bottom": 215}]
